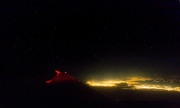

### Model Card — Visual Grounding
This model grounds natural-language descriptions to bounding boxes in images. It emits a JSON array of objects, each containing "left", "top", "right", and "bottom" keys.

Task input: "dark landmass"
[{"left": 3, "top": 80, "right": 180, "bottom": 108}]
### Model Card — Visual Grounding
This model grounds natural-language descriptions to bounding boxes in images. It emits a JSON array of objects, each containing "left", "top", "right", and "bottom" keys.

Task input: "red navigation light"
[
  {"left": 55, "top": 70, "right": 61, "bottom": 76},
  {"left": 46, "top": 70, "right": 61, "bottom": 83},
  {"left": 46, "top": 80, "right": 52, "bottom": 83}
]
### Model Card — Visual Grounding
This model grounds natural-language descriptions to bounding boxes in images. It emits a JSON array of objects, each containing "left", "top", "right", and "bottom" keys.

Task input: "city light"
[
  {"left": 134, "top": 85, "right": 180, "bottom": 92},
  {"left": 86, "top": 77, "right": 180, "bottom": 92}
]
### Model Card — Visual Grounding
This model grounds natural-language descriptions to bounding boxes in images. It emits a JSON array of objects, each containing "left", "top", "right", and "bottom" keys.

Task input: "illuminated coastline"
[{"left": 86, "top": 77, "right": 180, "bottom": 92}]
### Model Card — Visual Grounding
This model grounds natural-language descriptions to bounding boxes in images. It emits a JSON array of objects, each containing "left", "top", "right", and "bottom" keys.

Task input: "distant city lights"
[{"left": 86, "top": 77, "right": 180, "bottom": 92}]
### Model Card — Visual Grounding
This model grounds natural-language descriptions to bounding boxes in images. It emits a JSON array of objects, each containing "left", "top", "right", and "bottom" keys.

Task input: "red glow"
[
  {"left": 46, "top": 70, "right": 61, "bottom": 83},
  {"left": 46, "top": 80, "right": 52, "bottom": 83},
  {"left": 55, "top": 70, "right": 61, "bottom": 76},
  {"left": 46, "top": 70, "right": 77, "bottom": 84}
]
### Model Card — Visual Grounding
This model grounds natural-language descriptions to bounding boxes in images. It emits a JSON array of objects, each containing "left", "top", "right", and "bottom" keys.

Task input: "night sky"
[{"left": 2, "top": 0, "right": 180, "bottom": 81}]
